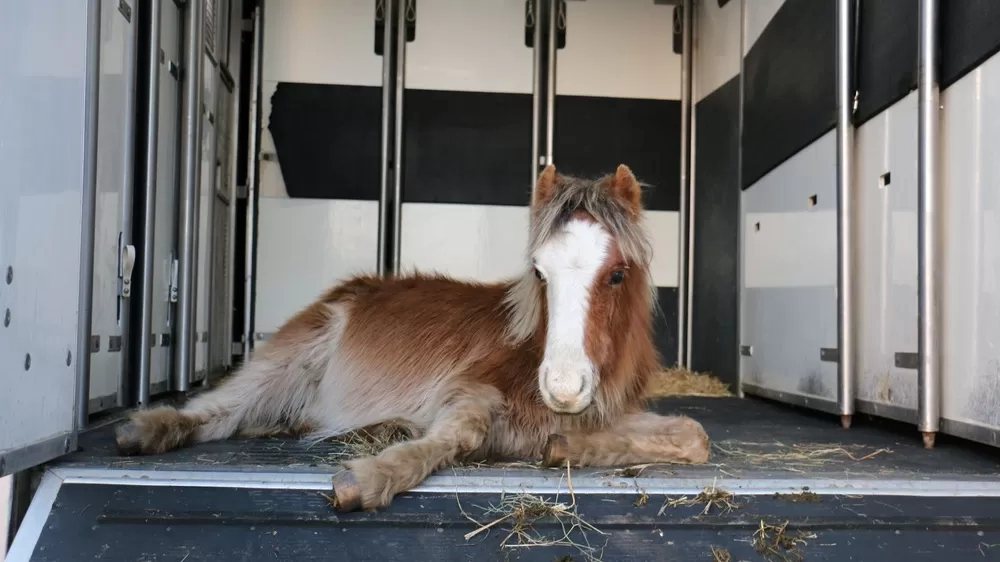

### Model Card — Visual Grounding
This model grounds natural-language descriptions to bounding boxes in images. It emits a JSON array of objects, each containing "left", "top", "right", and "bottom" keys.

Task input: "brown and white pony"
[{"left": 115, "top": 164, "right": 711, "bottom": 511}]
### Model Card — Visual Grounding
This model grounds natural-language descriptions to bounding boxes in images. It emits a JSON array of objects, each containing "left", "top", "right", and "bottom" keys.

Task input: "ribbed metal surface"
[{"left": 204, "top": 0, "right": 217, "bottom": 56}]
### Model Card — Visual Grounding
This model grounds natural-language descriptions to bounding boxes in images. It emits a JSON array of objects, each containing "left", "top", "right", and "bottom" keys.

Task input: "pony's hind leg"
[
  {"left": 331, "top": 384, "right": 502, "bottom": 512},
  {"left": 541, "top": 412, "right": 711, "bottom": 467}
]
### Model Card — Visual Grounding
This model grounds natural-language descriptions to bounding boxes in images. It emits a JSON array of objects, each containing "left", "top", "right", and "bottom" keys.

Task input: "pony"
[{"left": 114, "top": 164, "right": 712, "bottom": 512}]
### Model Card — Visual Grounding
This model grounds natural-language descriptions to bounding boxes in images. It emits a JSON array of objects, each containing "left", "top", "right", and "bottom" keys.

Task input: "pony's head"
[{"left": 504, "top": 164, "right": 655, "bottom": 415}]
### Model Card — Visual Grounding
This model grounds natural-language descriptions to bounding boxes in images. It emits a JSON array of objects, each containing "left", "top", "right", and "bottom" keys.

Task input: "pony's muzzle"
[{"left": 538, "top": 360, "right": 596, "bottom": 414}]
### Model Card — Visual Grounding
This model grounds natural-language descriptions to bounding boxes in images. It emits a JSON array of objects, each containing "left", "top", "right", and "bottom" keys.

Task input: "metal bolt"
[
  {"left": 3, "top": 308, "right": 9, "bottom": 327},
  {"left": 24, "top": 353, "right": 30, "bottom": 371},
  {"left": 5, "top": 266, "right": 11, "bottom": 284},
  {"left": 66, "top": 350, "right": 73, "bottom": 366}
]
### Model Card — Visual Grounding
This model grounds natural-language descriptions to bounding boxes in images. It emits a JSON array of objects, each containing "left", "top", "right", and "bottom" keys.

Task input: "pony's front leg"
[
  {"left": 541, "top": 412, "right": 711, "bottom": 467},
  {"left": 330, "top": 384, "right": 501, "bottom": 512}
]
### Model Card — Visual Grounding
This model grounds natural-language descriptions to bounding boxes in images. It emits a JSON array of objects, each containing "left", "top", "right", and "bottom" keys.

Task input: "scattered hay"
[
  {"left": 710, "top": 546, "right": 732, "bottom": 562},
  {"left": 773, "top": 491, "right": 821, "bottom": 503},
  {"left": 460, "top": 462, "right": 608, "bottom": 562},
  {"left": 647, "top": 367, "right": 731, "bottom": 398},
  {"left": 752, "top": 520, "right": 817, "bottom": 562},
  {"left": 331, "top": 422, "right": 414, "bottom": 459},
  {"left": 714, "top": 441, "right": 892, "bottom": 471},
  {"left": 633, "top": 490, "right": 649, "bottom": 507},
  {"left": 657, "top": 481, "right": 739, "bottom": 516}
]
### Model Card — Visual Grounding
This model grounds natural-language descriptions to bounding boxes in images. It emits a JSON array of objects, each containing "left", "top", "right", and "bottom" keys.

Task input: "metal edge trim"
[
  {"left": 940, "top": 417, "right": 1000, "bottom": 448},
  {"left": 735, "top": 0, "right": 747, "bottom": 398},
  {"left": 740, "top": 383, "right": 841, "bottom": 416},
  {"left": 0, "top": 433, "right": 75, "bottom": 479},
  {"left": 855, "top": 398, "right": 918, "bottom": 425},
  {"left": 46, "top": 467, "right": 1000, "bottom": 498},
  {"left": 4, "top": 471, "right": 65, "bottom": 562}
]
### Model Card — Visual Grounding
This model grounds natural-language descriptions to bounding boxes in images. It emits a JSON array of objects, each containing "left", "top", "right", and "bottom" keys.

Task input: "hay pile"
[{"left": 647, "top": 367, "right": 732, "bottom": 398}]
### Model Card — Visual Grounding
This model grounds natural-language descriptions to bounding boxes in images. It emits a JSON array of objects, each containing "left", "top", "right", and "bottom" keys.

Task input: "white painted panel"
[
  {"left": 262, "top": 0, "right": 381, "bottom": 87},
  {"left": 744, "top": 0, "right": 784, "bottom": 53},
  {"left": 259, "top": 80, "right": 288, "bottom": 198},
  {"left": 855, "top": 93, "right": 919, "bottom": 413},
  {"left": 695, "top": 0, "right": 742, "bottom": 102},
  {"left": 90, "top": 0, "right": 133, "bottom": 404},
  {"left": 150, "top": 1, "right": 183, "bottom": 393},
  {"left": 406, "top": 0, "right": 532, "bottom": 94},
  {"left": 254, "top": 199, "right": 379, "bottom": 333},
  {"left": 941, "top": 52, "right": 1000, "bottom": 436},
  {"left": 556, "top": 0, "right": 680, "bottom": 100},
  {"left": 0, "top": 0, "right": 89, "bottom": 458},
  {"left": 646, "top": 210, "right": 679, "bottom": 288},
  {"left": 740, "top": 130, "right": 838, "bottom": 402},
  {"left": 400, "top": 203, "right": 530, "bottom": 283},
  {"left": 194, "top": 53, "right": 218, "bottom": 377}
]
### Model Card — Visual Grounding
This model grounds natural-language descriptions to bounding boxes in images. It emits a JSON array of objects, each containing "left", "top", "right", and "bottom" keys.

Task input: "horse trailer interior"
[{"left": 3, "top": 0, "right": 1000, "bottom": 560}]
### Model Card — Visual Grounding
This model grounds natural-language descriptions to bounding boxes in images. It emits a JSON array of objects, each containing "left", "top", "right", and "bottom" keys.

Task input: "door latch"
[
  {"left": 168, "top": 258, "right": 179, "bottom": 303},
  {"left": 119, "top": 242, "right": 136, "bottom": 298}
]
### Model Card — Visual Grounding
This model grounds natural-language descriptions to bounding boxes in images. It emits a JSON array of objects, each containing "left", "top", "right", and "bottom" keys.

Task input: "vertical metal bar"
[
  {"left": 138, "top": 0, "right": 162, "bottom": 407},
  {"left": 684, "top": 0, "right": 697, "bottom": 367},
  {"left": 917, "top": 0, "right": 941, "bottom": 448},
  {"left": 544, "top": 0, "right": 557, "bottom": 164},
  {"left": 835, "top": 0, "right": 857, "bottom": 427},
  {"left": 530, "top": 0, "right": 542, "bottom": 189},
  {"left": 735, "top": 0, "right": 746, "bottom": 398},
  {"left": 241, "top": 4, "right": 263, "bottom": 359},
  {"left": 176, "top": 0, "right": 205, "bottom": 392},
  {"left": 376, "top": 0, "right": 395, "bottom": 275},
  {"left": 391, "top": 0, "right": 408, "bottom": 273},
  {"left": 118, "top": 0, "right": 141, "bottom": 407},
  {"left": 676, "top": 0, "right": 692, "bottom": 368},
  {"left": 76, "top": 0, "right": 103, "bottom": 430},
  {"left": 224, "top": 2, "right": 243, "bottom": 370},
  {"left": 204, "top": 58, "right": 222, "bottom": 383}
]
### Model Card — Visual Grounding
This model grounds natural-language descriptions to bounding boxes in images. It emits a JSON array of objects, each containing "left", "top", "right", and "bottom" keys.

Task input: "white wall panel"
[
  {"left": 740, "top": 130, "right": 838, "bottom": 405},
  {"left": 0, "top": 0, "right": 89, "bottom": 462},
  {"left": 695, "top": 0, "right": 742, "bottom": 102},
  {"left": 743, "top": 0, "right": 784, "bottom": 53},
  {"left": 855, "top": 93, "right": 919, "bottom": 417},
  {"left": 262, "top": 0, "right": 381, "bottom": 87},
  {"left": 941, "top": 52, "right": 1000, "bottom": 440},
  {"left": 556, "top": 0, "right": 680, "bottom": 100},
  {"left": 258, "top": 80, "right": 288, "bottom": 198},
  {"left": 405, "top": 0, "right": 532, "bottom": 94},
  {"left": 254, "top": 199, "right": 379, "bottom": 333},
  {"left": 646, "top": 210, "right": 680, "bottom": 288}
]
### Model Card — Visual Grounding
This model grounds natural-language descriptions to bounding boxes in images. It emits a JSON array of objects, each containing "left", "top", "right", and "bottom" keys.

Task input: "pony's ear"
[
  {"left": 533, "top": 164, "right": 559, "bottom": 208},
  {"left": 610, "top": 164, "right": 641, "bottom": 216}
]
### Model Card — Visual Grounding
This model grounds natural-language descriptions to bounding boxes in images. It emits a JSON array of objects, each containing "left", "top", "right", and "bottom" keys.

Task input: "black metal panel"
[
  {"left": 555, "top": 96, "right": 681, "bottom": 212},
  {"left": 741, "top": 0, "right": 837, "bottom": 190},
  {"left": 690, "top": 77, "right": 739, "bottom": 388},
  {"left": 267, "top": 82, "right": 383, "bottom": 200},
  {"left": 653, "top": 287, "right": 678, "bottom": 367},
  {"left": 32, "top": 483, "right": 1000, "bottom": 561},
  {"left": 855, "top": 0, "right": 918, "bottom": 126},
  {"left": 941, "top": 0, "right": 1000, "bottom": 90},
  {"left": 402, "top": 89, "right": 533, "bottom": 206}
]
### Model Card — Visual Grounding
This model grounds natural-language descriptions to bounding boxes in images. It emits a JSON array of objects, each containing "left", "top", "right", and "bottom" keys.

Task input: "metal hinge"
[
  {"left": 118, "top": 0, "right": 132, "bottom": 22},
  {"left": 168, "top": 258, "right": 179, "bottom": 303},
  {"left": 118, "top": 234, "right": 136, "bottom": 299}
]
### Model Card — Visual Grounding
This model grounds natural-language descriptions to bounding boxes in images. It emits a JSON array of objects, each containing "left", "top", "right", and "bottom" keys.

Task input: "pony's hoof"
[
  {"left": 114, "top": 422, "right": 143, "bottom": 456},
  {"left": 542, "top": 434, "right": 569, "bottom": 467},
  {"left": 331, "top": 470, "right": 363, "bottom": 512}
]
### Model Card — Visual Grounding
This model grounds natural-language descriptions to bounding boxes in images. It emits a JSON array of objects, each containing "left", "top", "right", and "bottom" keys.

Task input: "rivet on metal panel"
[
  {"left": 24, "top": 353, "right": 30, "bottom": 371},
  {"left": 894, "top": 352, "right": 920, "bottom": 370},
  {"left": 5, "top": 266, "right": 12, "bottom": 284},
  {"left": 820, "top": 347, "right": 840, "bottom": 362},
  {"left": 3, "top": 308, "right": 9, "bottom": 327},
  {"left": 66, "top": 350, "right": 72, "bottom": 366},
  {"left": 740, "top": 345, "right": 753, "bottom": 357}
]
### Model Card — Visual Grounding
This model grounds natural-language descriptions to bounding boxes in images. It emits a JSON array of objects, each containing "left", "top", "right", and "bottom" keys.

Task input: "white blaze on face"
[{"left": 533, "top": 218, "right": 612, "bottom": 414}]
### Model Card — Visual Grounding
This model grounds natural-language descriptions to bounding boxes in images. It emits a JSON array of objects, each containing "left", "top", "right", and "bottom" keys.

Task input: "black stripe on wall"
[
  {"left": 556, "top": 96, "right": 680, "bottom": 212},
  {"left": 741, "top": 0, "right": 836, "bottom": 190},
  {"left": 653, "top": 287, "right": 679, "bottom": 368},
  {"left": 941, "top": 0, "right": 1000, "bottom": 90},
  {"left": 854, "top": 0, "right": 917, "bottom": 127},
  {"left": 690, "top": 76, "right": 739, "bottom": 389},
  {"left": 267, "top": 82, "right": 383, "bottom": 200}
]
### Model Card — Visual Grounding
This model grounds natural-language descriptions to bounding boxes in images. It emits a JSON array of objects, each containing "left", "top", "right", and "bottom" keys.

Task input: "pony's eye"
[
  {"left": 534, "top": 267, "right": 545, "bottom": 281},
  {"left": 609, "top": 270, "right": 625, "bottom": 285}
]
